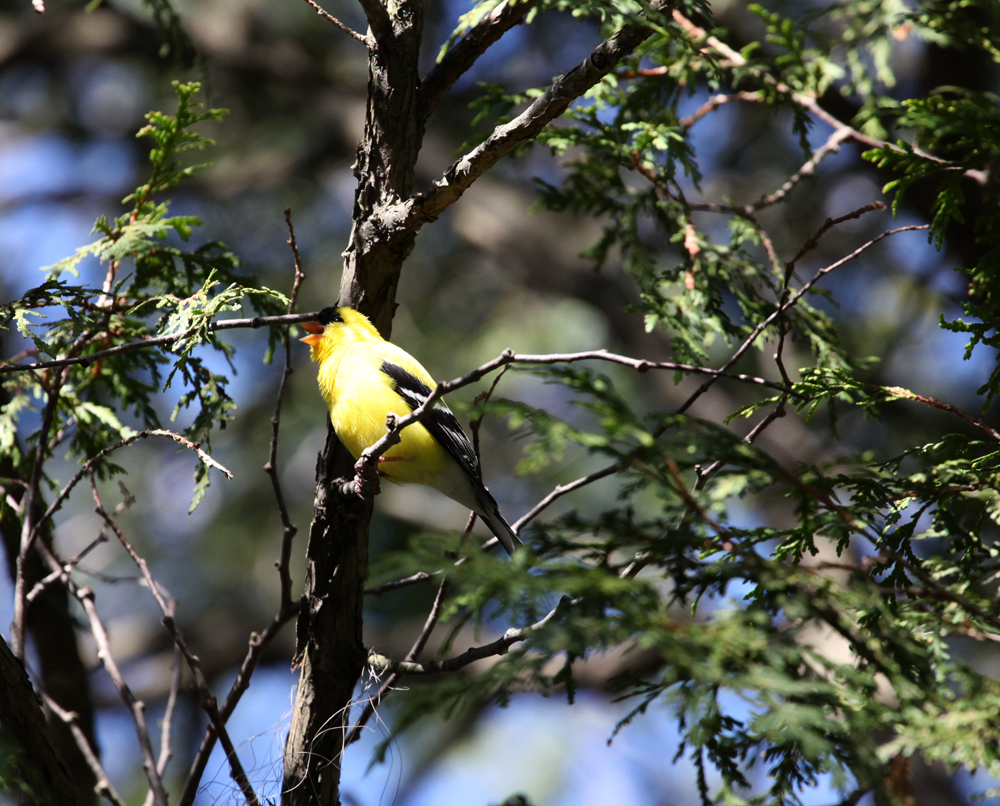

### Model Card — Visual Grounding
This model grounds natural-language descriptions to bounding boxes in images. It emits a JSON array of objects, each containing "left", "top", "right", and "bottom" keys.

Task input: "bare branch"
[
  {"left": 787, "top": 201, "right": 887, "bottom": 271},
  {"left": 368, "top": 595, "right": 575, "bottom": 675},
  {"left": 266, "top": 211, "right": 307, "bottom": 608},
  {"left": 155, "top": 648, "right": 182, "bottom": 779},
  {"left": 695, "top": 399, "right": 788, "bottom": 488},
  {"left": 752, "top": 128, "right": 855, "bottom": 210},
  {"left": 26, "top": 533, "right": 108, "bottom": 603},
  {"left": 420, "top": 0, "right": 538, "bottom": 121},
  {"left": 678, "top": 91, "right": 762, "bottom": 129},
  {"left": 512, "top": 464, "right": 619, "bottom": 534},
  {"left": 22, "top": 428, "right": 230, "bottom": 580},
  {"left": 345, "top": 577, "right": 449, "bottom": 746},
  {"left": 364, "top": 570, "right": 441, "bottom": 596},
  {"left": 883, "top": 386, "right": 1000, "bottom": 443},
  {"left": 301, "top": 0, "right": 368, "bottom": 43},
  {"left": 677, "top": 224, "right": 930, "bottom": 414},
  {"left": 1, "top": 311, "right": 321, "bottom": 375},
  {"left": 389, "top": 0, "right": 676, "bottom": 233},
  {"left": 44, "top": 693, "right": 128, "bottom": 806},
  {"left": 353, "top": 346, "right": 796, "bottom": 495},
  {"left": 90, "top": 482, "right": 260, "bottom": 806},
  {"left": 76, "top": 587, "right": 169, "bottom": 805}
]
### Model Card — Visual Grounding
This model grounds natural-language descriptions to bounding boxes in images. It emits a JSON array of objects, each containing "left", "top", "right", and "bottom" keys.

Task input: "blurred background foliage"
[{"left": 2, "top": 0, "right": 1000, "bottom": 804}]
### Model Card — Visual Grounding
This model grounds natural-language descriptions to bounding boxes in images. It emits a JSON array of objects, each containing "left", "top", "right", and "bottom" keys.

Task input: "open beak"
[{"left": 299, "top": 321, "right": 324, "bottom": 347}]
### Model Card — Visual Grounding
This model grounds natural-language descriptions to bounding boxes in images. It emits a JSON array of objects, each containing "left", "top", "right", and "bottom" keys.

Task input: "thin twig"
[
  {"left": 677, "top": 224, "right": 929, "bottom": 414},
  {"left": 77, "top": 587, "right": 169, "bottom": 805},
  {"left": 90, "top": 482, "right": 261, "bottom": 806},
  {"left": 365, "top": 462, "right": 625, "bottom": 597},
  {"left": 364, "top": 570, "right": 440, "bottom": 596},
  {"left": 266, "top": 209, "right": 306, "bottom": 608},
  {"left": 345, "top": 577, "right": 450, "bottom": 746},
  {"left": 25, "top": 532, "right": 108, "bottom": 603},
  {"left": 300, "top": 0, "right": 368, "bottom": 43},
  {"left": 141, "top": 645, "right": 183, "bottom": 806},
  {"left": 22, "top": 429, "right": 230, "bottom": 577},
  {"left": 42, "top": 692, "right": 129, "bottom": 806},
  {"left": 787, "top": 202, "right": 887, "bottom": 271},
  {"left": 883, "top": 386, "right": 1000, "bottom": 442},
  {"left": 695, "top": 399, "right": 787, "bottom": 489},
  {"left": 368, "top": 596, "right": 575, "bottom": 675},
  {"left": 0, "top": 311, "right": 321, "bottom": 375},
  {"left": 678, "top": 91, "right": 762, "bottom": 130},
  {"left": 512, "top": 464, "right": 619, "bottom": 534},
  {"left": 662, "top": 457, "right": 735, "bottom": 551},
  {"left": 753, "top": 128, "right": 855, "bottom": 211},
  {"left": 353, "top": 348, "right": 794, "bottom": 495}
]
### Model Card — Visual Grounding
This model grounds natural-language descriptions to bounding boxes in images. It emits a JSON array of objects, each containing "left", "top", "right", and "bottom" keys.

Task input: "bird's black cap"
[{"left": 317, "top": 307, "right": 345, "bottom": 325}]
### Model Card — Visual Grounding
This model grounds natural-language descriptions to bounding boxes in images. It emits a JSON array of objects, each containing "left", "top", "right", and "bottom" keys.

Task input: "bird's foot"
[{"left": 353, "top": 457, "right": 381, "bottom": 499}]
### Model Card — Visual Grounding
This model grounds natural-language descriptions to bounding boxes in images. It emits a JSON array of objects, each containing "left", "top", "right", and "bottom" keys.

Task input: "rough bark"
[
  {"left": 281, "top": 0, "right": 675, "bottom": 801},
  {"left": 0, "top": 449, "right": 97, "bottom": 805},
  {"left": 0, "top": 634, "right": 86, "bottom": 806},
  {"left": 280, "top": 0, "right": 426, "bottom": 800}
]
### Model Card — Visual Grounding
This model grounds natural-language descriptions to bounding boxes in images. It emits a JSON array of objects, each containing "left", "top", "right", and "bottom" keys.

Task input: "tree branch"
[
  {"left": 344, "top": 577, "right": 449, "bottom": 746},
  {"left": 300, "top": 0, "right": 368, "bottom": 43},
  {"left": 419, "top": 0, "right": 538, "bottom": 121},
  {"left": 677, "top": 223, "right": 930, "bottom": 414},
  {"left": 353, "top": 346, "right": 796, "bottom": 494},
  {"left": 0, "top": 312, "right": 321, "bottom": 375},
  {"left": 43, "top": 692, "right": 128, "bottom": 806},
  {"left": 90, "top": 480, "right": 260, "bottom": 806},
  {"left": 388, "top": 0, "right": 676, "bottom": 233},
  {"left": 369, "top": 595, "right": 575, "bottom": 675}
]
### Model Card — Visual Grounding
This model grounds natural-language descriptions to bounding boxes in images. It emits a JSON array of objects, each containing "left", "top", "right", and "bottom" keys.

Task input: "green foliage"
[
  {"left": 362, "top": 1, "right": 1000, "bottom": 804},
  {"left": 0, "top": 82, "right": 284, "bottom": 505},
  {"left": 6, "top": 0, "right": 1000, "bottom": 803},
  {"left": 859, "top": 1, "right": 1000, "bottom": 405}
]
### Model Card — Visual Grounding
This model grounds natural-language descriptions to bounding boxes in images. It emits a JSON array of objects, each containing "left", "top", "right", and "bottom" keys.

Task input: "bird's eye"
[{"left": 318, "top": 307, "right": 344, "bottom": 325}]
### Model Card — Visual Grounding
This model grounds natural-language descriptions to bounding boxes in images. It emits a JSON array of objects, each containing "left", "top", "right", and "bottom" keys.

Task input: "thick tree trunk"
[
  {"left": 281, "top": 0, "right": 425, "bottom": 801},
  {"left": 0, "top": 634, "right": 87, "bottom": 806},
  {"left": 0, "top": 447, "right": 97, "bottom": 805}
]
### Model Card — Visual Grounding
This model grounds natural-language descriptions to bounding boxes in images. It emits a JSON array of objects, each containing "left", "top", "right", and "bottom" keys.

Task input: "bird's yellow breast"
[{"left": 318, "top": 342, "right": 450, "bottom": 484}]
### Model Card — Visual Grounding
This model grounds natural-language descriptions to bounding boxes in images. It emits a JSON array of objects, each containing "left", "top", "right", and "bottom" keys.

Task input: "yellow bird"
[{"left": 300, "top": 306, "right": 520, "bottom": 556}]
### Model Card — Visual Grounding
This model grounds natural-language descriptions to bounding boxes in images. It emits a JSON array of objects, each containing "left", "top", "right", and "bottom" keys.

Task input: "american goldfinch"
[{"left": 301, "top": 306, "right": 521, "bottom": 556}]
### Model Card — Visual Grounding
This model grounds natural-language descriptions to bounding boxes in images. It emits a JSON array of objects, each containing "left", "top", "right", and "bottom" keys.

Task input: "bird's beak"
[{"left": 300, "top": 321, "right": 324, "bottom": 347}]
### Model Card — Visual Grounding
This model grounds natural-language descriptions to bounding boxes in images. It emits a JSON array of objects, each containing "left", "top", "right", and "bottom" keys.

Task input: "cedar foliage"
[{"left": 1, "top": 0, "right": 999, "bottom": 804}]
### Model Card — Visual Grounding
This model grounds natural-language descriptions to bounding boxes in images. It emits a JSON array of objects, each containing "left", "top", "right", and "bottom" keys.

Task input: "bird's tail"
[{"left": 473, "top": 486, "right": 521, "bottom": 557}]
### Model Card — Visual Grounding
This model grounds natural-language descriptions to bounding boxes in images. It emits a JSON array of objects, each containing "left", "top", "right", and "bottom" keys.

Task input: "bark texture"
[
  {"left": 280, "top": 0, "right": 426, "bottom": 800},
  {"left": 281, "top": 0, "right": 673, "bottom": 801},
  {"left": 0, "top": 448, "right": 97, "bottom": 805},
  {"left": 0, "top": 634, "right": 86, "bottom": 806}
]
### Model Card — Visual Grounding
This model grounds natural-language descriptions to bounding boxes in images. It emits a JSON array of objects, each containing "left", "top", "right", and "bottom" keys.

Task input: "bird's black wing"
[{"left": 380, "top": 360, "right": 481, "bottom": 479}]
